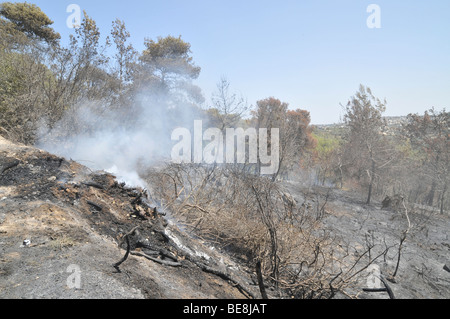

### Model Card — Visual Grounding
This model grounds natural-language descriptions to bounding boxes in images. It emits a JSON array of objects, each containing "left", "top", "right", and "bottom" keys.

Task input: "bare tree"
[{"left": 208, "top": 77, "right": 248, "bottom": 130}]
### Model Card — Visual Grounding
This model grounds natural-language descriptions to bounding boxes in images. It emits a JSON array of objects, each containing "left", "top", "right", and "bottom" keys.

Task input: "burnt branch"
[
  {"left": 87, "top": 200, "right": 103, "bottom": 212},
  {"left": 256, "top": 260, "right": 269, "bottom": 299},
  {"left": 82, "top": 181, "right": 105, "bottom": 190},
  {"left": 114, "top": 226, "right": 139, "bottom": 273},
  {"left": 130, "top": 251, "right": 182, "bottom": 268},
  {"left": 0, "top": 159, "right": 20, "bottom": 174}
]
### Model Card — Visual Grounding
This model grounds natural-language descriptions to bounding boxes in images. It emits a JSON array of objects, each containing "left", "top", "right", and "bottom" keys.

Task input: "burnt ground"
[
  {"left": 284, "top": 181, "right": 450, "bottom": 299},
  {"left": 0, "top": 136, "right": 260, "bottom": 299},
  {"left": 0, "top": 135, "right": 448, "bottom": 299}
]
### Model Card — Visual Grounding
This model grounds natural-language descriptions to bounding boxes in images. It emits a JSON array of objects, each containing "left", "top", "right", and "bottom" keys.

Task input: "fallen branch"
[
  {"left": 160, "top": 225, "right": 257, "bottom": 299},
  {"left": 114, "top": 236, "right": 130, "bottom": 273},
  {"left": 114, "top": 226, "right": 139, "bottom": 272},
  {"left": 29, "top": 242, "right": 47, "bottom": 248},
  {"left": 363, "top": 288, "right": 387, "bottom": 293},
  {"left": 1, "top": 159, "right": 20, "bottom": 175},
  {"left": 130, "top": 251, "right": 182, "bottom": 267},
  {"left": 87, "top": 201, "right": 103, "bottom": 212},
  {"left": 0, "top": 126, "right": 10, "bottom": 136},
  {"left": 328, "top": 270, "right": 343, "bottom": 299},
  {"left": 135, "top": 237, "right": 179, "bottom": 262},
  {"left": 82, "top": 182, "right": 105, "bottom": 190},
  {"left": 392, "top": 198, "right": 412, "bottom": 279},
  {"left": 380, "top": 276, "right": 395, "bottom": 300},
  {"left": 256, "top": 260, "right": 269, "bottom": 299},
  {"left": 362, "top": 276, "right": 395, "bottom": 299},
  {"left": 185, "top": 255, "right": 256, "bottom": 300},
  {"left": 199, "top": 263, "right": 256, "bottom": 299},
  {"left": 153, "top": 228, "right": 171, "bottom": 243}
]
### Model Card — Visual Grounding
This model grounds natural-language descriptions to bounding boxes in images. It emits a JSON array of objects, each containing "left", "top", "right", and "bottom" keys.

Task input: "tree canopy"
[
  {"left": 0, "top": 2, "right": 60, "bottom": 44},
  {"left": 139, "top": 35, "right": 203, "bottom": 104}
]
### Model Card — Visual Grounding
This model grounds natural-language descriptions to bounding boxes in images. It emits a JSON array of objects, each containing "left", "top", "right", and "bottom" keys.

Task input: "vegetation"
[
  {"left": 0, "top": 2, "right": 448, "bottom": 299},
  {"left": 0, "top": 2, "right": 60, "bottom": 44}
]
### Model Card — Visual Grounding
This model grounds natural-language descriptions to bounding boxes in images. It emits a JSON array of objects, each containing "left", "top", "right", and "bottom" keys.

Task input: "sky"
[{"left": 10, "top": 0, "right": 450, "bottom": 124}]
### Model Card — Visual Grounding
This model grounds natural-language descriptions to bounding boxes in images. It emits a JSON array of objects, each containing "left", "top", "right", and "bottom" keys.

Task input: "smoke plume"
[{"left": 37, "top": 91, "right": 203, "bottom": 188}]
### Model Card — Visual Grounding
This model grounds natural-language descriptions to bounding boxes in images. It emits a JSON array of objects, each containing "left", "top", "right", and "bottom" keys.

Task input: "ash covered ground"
[{"left": 0, "top": 136, "right": 448, "bottom": 299}]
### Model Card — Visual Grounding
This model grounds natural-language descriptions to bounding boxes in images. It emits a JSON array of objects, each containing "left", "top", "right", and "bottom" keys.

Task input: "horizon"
[{"left": 8, "top": 0, "right": 450, "bottom": 125}]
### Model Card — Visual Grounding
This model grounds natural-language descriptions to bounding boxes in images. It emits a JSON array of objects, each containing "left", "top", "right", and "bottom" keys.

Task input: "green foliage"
[
  {"left": 341, "top": 85, "right": 394, "bottom": 204},
  {"left": 343, "top": 84, "right": 386, "bottom": 140},
  {"left": 0, "top": 2, "right": 60, "bottom": 44},
  {"left": 403, "top": 109, "right": 449, "bottom": 211},
  {"left": 313, "top": 132, "right": 341, "bottom": 159},
  {"left": 0, "top": 51, "right": 25, "bottom": 98},
  {"left": 70, "top": 11, "right": 107, "bottom": 65},
  {"left": 0, "top": 3, "right": 209, "bottom": 144},
  {"left": 139, "top": 35, "right": 203, "bottom": 103},
  {"left": 141, "top": 35, "right": 201, "bottom": 80},
  {"left": 0, "top": 46, "right": 57, "bottom": 143},
  {"left": 0, "top": 2, "right": 445, "bottom": 214},
  {"left": 111, "top": 18, "right": 136, "bottom": 85}
]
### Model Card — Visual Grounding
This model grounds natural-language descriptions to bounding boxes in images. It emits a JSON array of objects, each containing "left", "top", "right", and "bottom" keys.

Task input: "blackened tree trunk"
[
  {"left": 425, "top": 180, "right": 437, "bottom": 207},
  {"left": 440, "top": 182, "right": 448, "bottom": 214},
  {"left": 367, "top": 158, "right": 376, "bottom": 205}
]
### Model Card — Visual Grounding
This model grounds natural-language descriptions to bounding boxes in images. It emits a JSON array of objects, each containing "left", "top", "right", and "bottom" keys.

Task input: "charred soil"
[{"left": 0, "top": 136, "right": 259, "bottom": 299}]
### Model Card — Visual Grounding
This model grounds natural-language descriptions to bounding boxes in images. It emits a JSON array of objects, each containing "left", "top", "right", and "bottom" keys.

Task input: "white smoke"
[{"left": 37, "top": 90, "right": 204, "bottom": 188}]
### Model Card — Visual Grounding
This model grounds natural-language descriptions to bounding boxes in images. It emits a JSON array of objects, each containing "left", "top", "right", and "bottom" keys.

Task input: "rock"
[
  {"left": 21, "top": 239, "right": 31, "bottom": 247},
  {"left": 48, "top": 176, "right": 57, "bottom": 182},
  {"left": 444, "top": 263, "right": 450, "bottom": 273}
]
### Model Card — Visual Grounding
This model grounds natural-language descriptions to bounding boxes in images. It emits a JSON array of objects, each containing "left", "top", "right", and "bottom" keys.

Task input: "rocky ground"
[{"left": 0, "top": 136, "right": 448, "bottom": 299}]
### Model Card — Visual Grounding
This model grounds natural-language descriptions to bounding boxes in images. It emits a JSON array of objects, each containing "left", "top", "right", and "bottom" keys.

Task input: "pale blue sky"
[{"left": 11, "top": 0, "right": 450, "bottom": 124}]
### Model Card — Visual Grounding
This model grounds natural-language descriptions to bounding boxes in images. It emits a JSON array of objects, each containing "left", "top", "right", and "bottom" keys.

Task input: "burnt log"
[
  {"left": 363, "top": 288, "right": 388, "bottom": 293},
  {"left": 87, "top": 201, "right": 103, "bottom": 212},
  {"left": 130, "top": 251, "right": 182, "bottom": 267},
  {"left": 380, "top": 276, "right": 395, "bottom": 300},
  {"left": 0, "top": 159, "right": 20, "bottom": 175},
  {"left": 82, "top": 182, "right": 105, "bottom": 190},
  {"left": 114, "top": 226, "right": 139, "bottom": 272},
  {"left": 256, "top": 260, "right": 269, "bottom": 299}
]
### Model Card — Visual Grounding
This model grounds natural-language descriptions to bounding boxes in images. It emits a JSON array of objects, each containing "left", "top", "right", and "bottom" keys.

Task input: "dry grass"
[{"left": 48, "top": 235, "right": 77, "bottom": 250}]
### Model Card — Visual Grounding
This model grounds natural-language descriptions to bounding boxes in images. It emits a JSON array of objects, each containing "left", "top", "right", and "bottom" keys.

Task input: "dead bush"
[{"left": 144, "top": 164, "right": 387, "bottom": 299}]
